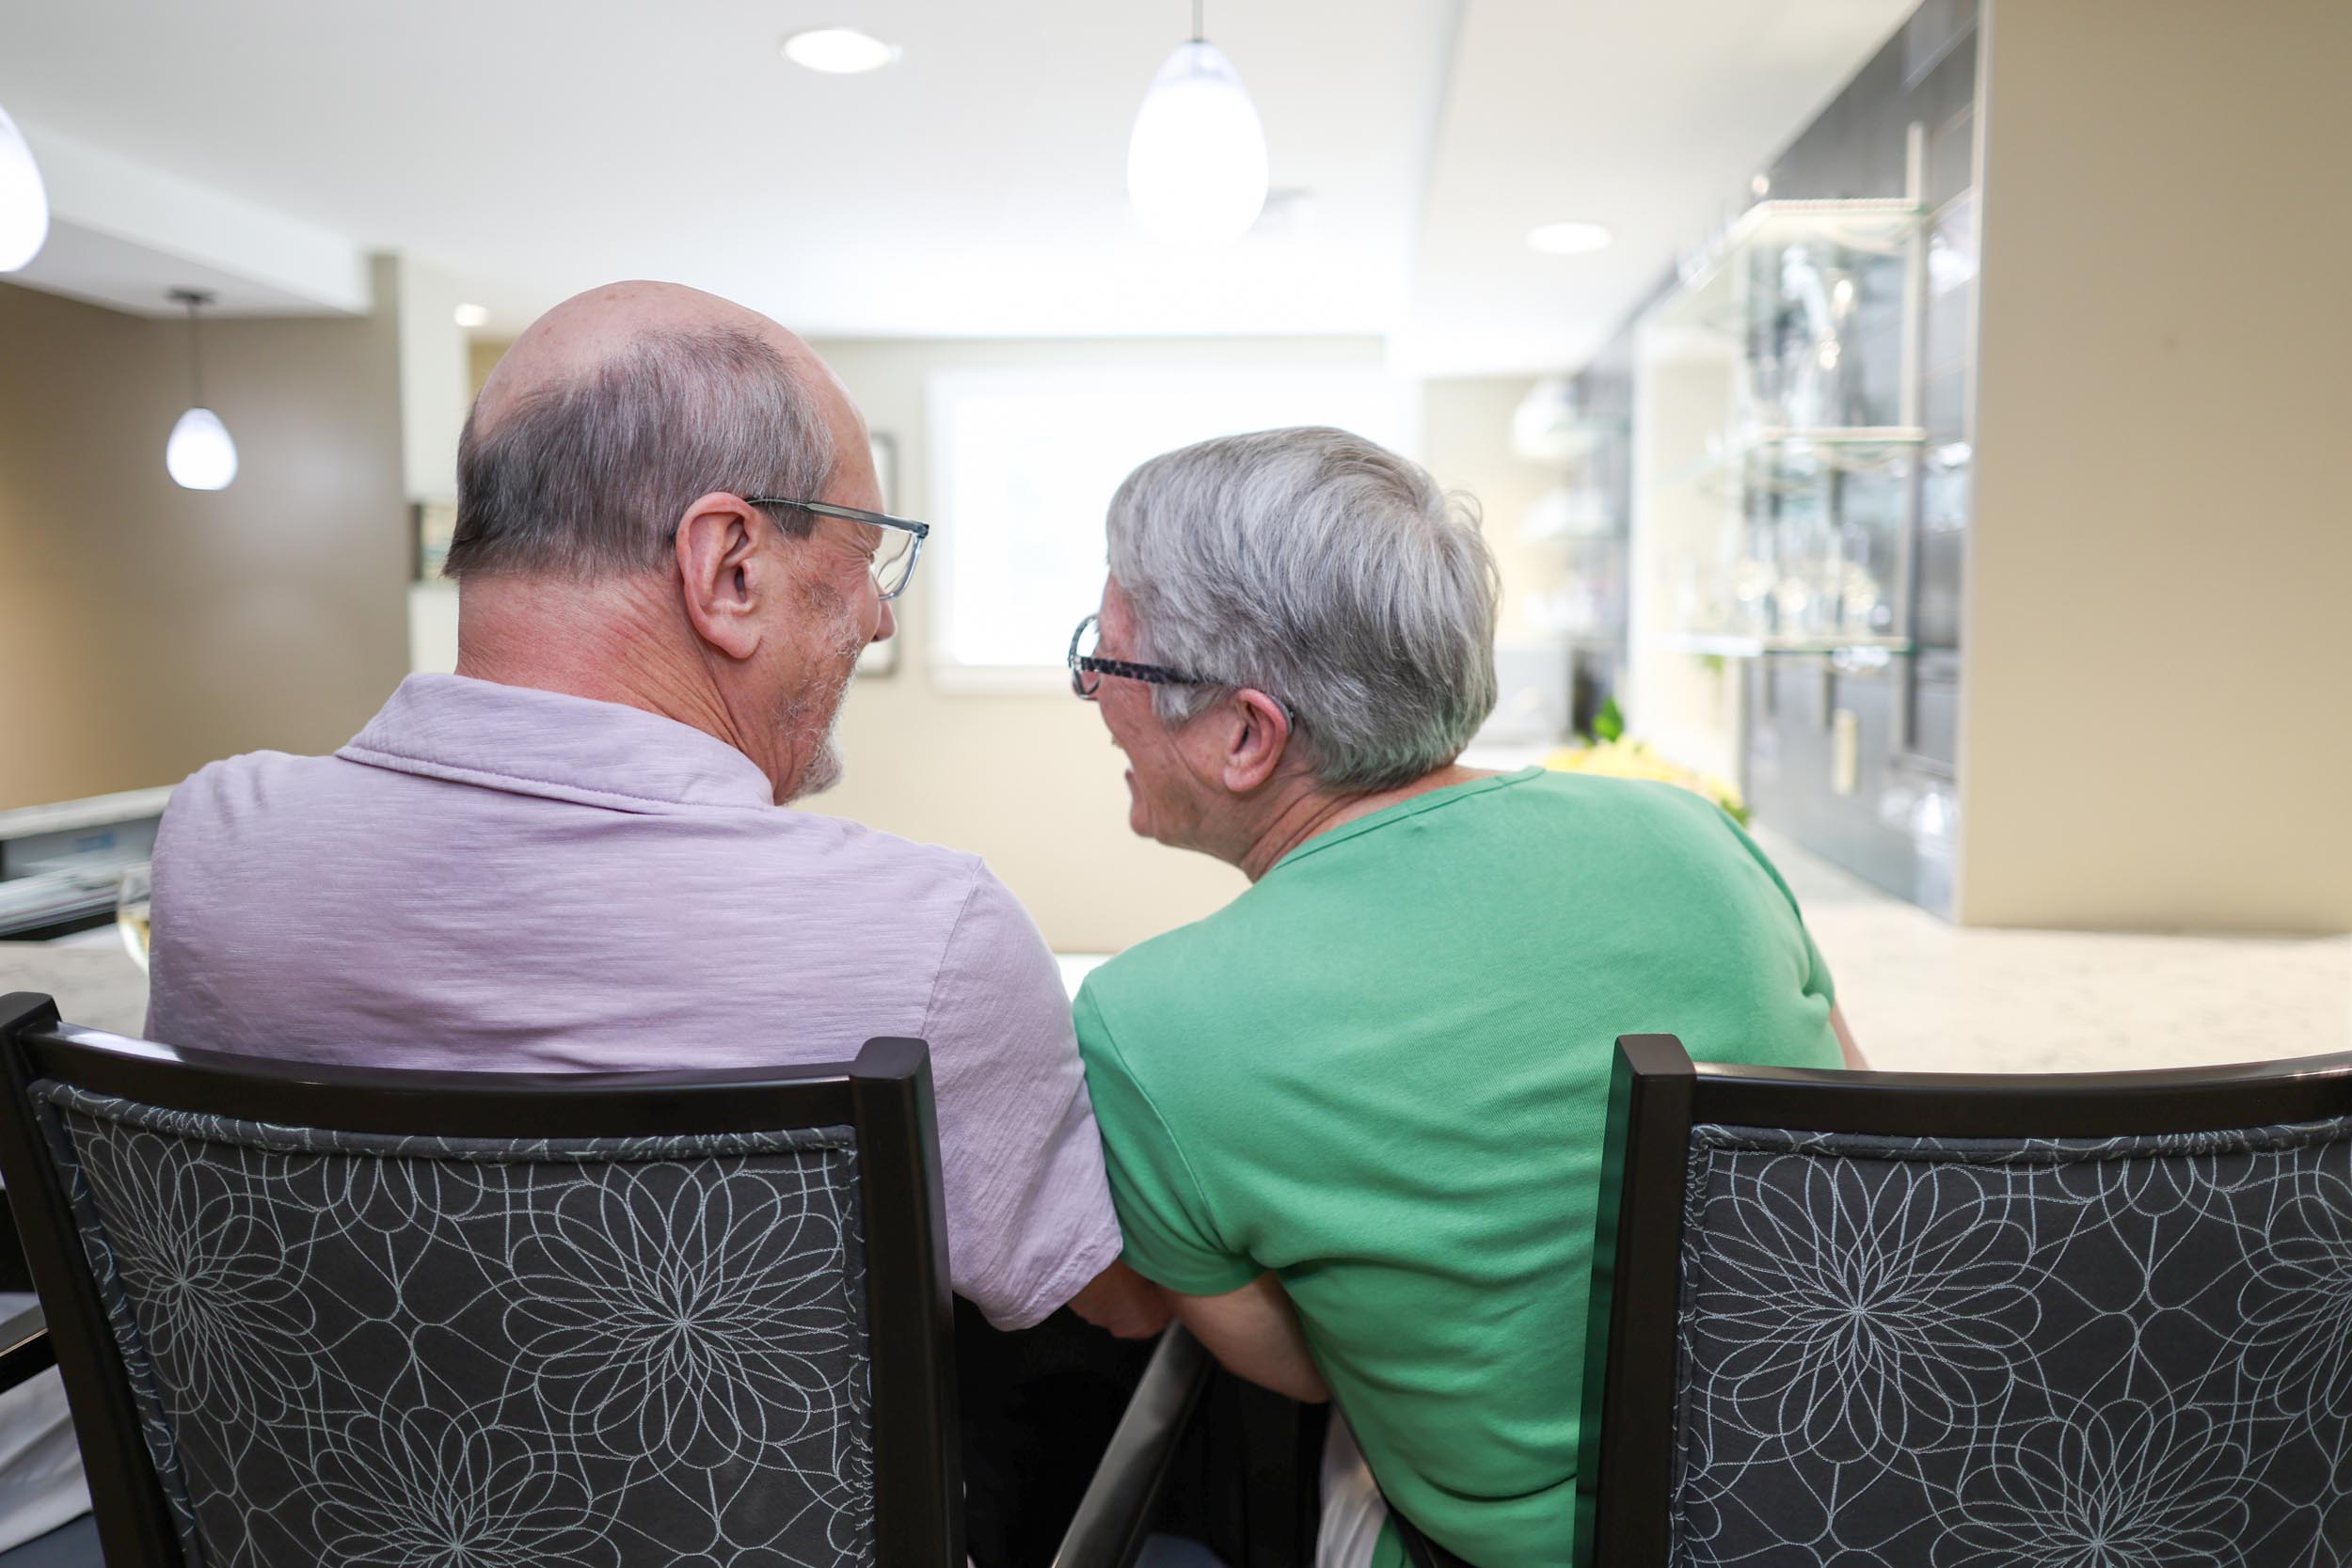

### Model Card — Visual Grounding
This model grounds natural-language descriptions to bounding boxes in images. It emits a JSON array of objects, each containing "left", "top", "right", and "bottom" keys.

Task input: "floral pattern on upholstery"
[
  {"left": 1674, "top": 1120, "right": 2352, "bottom": 1568},
  {"left": 31, "top": 1082, "right": 872, "bottom": 1568}
]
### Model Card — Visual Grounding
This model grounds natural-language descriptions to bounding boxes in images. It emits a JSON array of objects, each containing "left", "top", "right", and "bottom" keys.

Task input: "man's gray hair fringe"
[
  {"left": 444, "top": 324, "right": 835, "bottom": 579},
  {"left": 1105, "top": 426, "right": 1501, "bottom": 794}
]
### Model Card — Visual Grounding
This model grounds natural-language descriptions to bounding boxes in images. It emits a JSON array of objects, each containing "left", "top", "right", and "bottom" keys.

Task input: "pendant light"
[
  {"left": 0, "top": 100, "right": 48, "bottom": 272},
  {"left": 1126, "top": 0, "right": 1268, "bottom": 245},
  {"left": 165, "top": 290, "right": 238, "bottom": 491}
]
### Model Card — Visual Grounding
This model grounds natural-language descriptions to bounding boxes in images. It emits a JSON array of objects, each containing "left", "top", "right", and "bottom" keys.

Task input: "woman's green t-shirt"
[{"left": 1074, "top": 769, "right": 1843, "bottom": 1567}]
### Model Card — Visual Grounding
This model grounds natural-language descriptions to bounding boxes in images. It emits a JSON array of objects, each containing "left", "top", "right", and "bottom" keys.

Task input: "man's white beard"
[
  {"left": 794, "top": 728, "right": 845, "bottom": 800},
  {"left": 782, "top": 600, "right": 866, "bottom": 802}
]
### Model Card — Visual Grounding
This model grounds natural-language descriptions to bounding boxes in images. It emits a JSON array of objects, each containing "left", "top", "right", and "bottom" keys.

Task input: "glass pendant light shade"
[
  {"left": 1126, "top": 40, "right": 1268, "bottom": 245},
  {"left": 167, "top": 407, "right": 238, "bottom": 490},
  {"left": 0, "top": 102, "right": 50, "bottom": 273},
  {"left": 165, "top": 289, "right": 237, "bottom": 490}
]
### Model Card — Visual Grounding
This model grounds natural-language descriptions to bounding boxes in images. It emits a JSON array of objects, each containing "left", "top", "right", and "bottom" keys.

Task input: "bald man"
[{"left": 146, "top": 283, "right": 1161, "bottom": 1347}]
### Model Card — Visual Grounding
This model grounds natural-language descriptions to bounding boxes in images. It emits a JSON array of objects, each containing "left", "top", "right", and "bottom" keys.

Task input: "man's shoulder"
[
  {"left": 778, "top": 811, "right": 993, "bottom": 898},
  {"left": 164, "top": 748, "right": 358, "bottom": 827}
]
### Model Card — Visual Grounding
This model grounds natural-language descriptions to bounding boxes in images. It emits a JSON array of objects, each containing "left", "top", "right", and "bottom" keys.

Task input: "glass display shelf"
[
  {"left": 1651, "top": 199, "right": 1925, "bottom": 338},
  {"left": 1653, "top": 633, "right": 1914, "bottom": 658},
  {"left": 1520, "top": 484, "right": 1623, "bottom": 546},
  {"left": 1659, "top": 436, "right": 1913, "bottom": 649},
  {"left": 1665, "top": 427, "right": 1926, "bottom": 497},
  {"left": 1648, "top": 198, "right": 1923, "bottom": 436},
  {"left": 1535, "top": 417, "right": 1629, "bottom": 466}
]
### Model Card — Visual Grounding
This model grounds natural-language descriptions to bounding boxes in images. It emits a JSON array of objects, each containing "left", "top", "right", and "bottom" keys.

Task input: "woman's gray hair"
[
  {"left": 444, "top": 323, "right": 835, "bottom": 579},
  {"left": 1105, "top": 426, "right": 1500, "bottom": 793}
]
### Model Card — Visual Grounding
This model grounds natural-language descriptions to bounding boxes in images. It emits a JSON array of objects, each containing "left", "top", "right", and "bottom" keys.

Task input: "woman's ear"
[
  {"left": 675, "top": 492, "right": 770, "bottom": 661},
  {"left": 1219, "top": 689, "right": 1295, "bottom": 793}
]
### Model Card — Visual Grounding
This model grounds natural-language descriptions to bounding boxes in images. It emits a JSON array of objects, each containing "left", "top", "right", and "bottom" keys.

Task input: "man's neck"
[
  {"left": 1234, "top": 762, "right": 1494, "bottom": 881},
  {"left": 453, "top": 575, "right": 743, "bottom": 754}
]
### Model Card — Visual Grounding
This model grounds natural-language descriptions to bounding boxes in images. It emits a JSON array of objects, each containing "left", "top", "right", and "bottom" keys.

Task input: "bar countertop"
[{"left": 1, "top": 833, "right": 2346, "bottom": 1072}]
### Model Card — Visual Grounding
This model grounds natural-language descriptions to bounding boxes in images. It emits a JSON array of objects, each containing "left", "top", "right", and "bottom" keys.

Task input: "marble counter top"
[
  {"left": 1755, "top": 830, "right": 2352, "bottom": 1074},
  {"left": 5, "top": 840, "right": 2346, "bottom": 1076},
  {"left": 0, "top": 940, "right": 150, "bottom": 1037}
]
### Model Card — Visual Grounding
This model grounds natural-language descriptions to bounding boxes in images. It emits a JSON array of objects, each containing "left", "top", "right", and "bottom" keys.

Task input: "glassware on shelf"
[
  {"left": 1661, "top": 438, "right": 1914, "bottom": 651},
  {"left": 117, "top": 863, "right": 152, "bottom": 974},
  {"left": 1653, "top": 198, "right": 1920, "bottom": 436},
  {"left": 1644, "top": 198, "right": 1928, "bottom": 657}
]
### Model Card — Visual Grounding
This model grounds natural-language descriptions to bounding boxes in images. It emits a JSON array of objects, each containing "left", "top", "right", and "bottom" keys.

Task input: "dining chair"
[
  {"left": 0, "top": 990, "right": 962, "bottom": 1568},
  {"left": 1055, "top": 1325, "right": 1327, "bottom": 1568},
  {"left": 1577, "top": 1033, "right": 2352, "bottom": 1568}
]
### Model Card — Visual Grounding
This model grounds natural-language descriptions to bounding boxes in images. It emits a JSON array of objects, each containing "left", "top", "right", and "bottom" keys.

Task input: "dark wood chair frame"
[
  {"left": 1052, "top": 1327, "right": 1325, "bottom": 1568},
  {"left": 0, "top": 991, "right": 963, "bottom": 1568},
  {"left": 1575, "top": 1032, "right": 2352, "bottom": 1568}
]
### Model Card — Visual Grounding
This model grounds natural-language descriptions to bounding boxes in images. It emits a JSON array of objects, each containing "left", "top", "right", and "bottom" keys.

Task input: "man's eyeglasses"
[
  {"left": 745, "top": 498, "right": 930, "bottom": 600},
  {"left": 1067, "top": 612, "right": 1201, "bottom": 698}
]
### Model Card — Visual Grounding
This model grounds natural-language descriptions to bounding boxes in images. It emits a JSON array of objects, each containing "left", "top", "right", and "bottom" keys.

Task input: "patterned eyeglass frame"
[
  {"left": 1067, "top": 612, "right": 1202, "bottom": 699},
  {"left": 743, "top": 497, "right": 930, "bottom": 601},
  {"left": 1066, "top": 612, "right": 1299, "bottom": 725}
]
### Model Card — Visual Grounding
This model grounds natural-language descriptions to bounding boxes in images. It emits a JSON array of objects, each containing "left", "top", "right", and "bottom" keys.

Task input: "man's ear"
[
  {"left": 675, "top": 492, "right": 771, "bottom": 661},
  {"left": 1217, "top": 689, "right": 1295, "bottom": 794}
]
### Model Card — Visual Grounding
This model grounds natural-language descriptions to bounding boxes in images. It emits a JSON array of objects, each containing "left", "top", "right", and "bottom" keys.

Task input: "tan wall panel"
[
  {"left": 0, "top": 273, "right": 410, "bottom": 810},
  {"left": 1962, "top": 0, "right": 2352, "bottom": 931}
]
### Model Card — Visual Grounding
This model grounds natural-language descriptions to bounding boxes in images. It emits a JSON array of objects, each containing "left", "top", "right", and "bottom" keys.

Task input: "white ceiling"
[
  {"left": 1404, "top": 0, "right": 1921, "bottom": 373},
  {"left": 0, "top": 0, "right": 1915, "bottom": 374}
]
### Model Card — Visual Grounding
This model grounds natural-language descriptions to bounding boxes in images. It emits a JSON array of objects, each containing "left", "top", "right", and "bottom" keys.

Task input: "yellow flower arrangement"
[{"left": 1542, "top": 703, "right": 1750, "bottom": 825}]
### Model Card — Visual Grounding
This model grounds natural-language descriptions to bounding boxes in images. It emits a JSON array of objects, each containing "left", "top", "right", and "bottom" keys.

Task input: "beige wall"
[
  {"left": 1420, "top": 375, "right": 1565, "bottom": 646},
  {"left": 468, "top": 337, "right": 510, "bottom": 402},
  {"left": 800, "top": 339, "right": 1552, "bottom": 953},
  {"left": 1961, "top": 0, "right": 2352, "bottom": 931},
  {"left": 0, "top": 268, "right": 411, "bottom": 810}
]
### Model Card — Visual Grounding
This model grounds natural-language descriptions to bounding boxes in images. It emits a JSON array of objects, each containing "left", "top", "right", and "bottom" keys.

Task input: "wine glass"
[{"left": 116, "top": 863, "right": 152, "bottom": 974}]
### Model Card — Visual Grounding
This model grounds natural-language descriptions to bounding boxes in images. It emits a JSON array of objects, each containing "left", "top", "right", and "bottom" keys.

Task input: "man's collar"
[{"left": 338, "top": 673, "right": 778, "bottom": 814}]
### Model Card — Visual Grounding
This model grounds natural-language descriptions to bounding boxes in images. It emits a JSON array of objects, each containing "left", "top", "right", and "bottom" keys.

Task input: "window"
[{"left": 925, "top": 365, "right": 1418, "bottom": 683}]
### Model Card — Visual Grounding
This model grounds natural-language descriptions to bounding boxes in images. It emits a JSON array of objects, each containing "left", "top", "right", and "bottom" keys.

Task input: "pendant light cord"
[
  {"left": 186, "top": 296, "right": 204, "bottom": 408},
  {"left": 168, "top": 288, "right": 214, "bottom": 409},
  {"left": 1192, "top": 0, "right": 1203, "bottom": 41}
]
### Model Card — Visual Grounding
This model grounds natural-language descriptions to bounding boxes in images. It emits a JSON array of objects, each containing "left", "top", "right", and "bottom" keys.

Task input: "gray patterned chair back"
[
  {"left": 40, "top": 1087, "right": 872, "bottom": 1568},
  {"left": 0, "top": 997, "right": 958, "bottom": 1568},
  {"left": 1679, "top": 1121, "right": 2352, "bottom": 1567},
  {"left": 1580, "top": 1035, "right": 2352, "bottom": 1568}
]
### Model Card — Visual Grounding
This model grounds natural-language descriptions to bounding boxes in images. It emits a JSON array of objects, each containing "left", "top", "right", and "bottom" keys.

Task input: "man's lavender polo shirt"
[{"left": 146, "top": 673, "right": 1123, "bottom": 1329}]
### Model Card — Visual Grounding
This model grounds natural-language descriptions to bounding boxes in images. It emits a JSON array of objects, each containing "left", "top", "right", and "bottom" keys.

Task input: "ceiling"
[{"left": 0, "top": 0, "right": 1916, "bottom": 374}]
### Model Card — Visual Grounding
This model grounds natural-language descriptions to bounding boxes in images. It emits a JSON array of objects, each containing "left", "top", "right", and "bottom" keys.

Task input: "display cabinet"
[
  {"left": 1627, "top": 188, "right": 1930, "bottom": 785},
  {"left": 1640, "top": 198, "right": 1925, "bottom": 655}
]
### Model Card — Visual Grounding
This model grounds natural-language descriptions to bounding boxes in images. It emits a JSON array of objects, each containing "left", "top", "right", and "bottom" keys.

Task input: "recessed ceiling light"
[
  {"left": 1527, "top": 221, "right": 1613, "bottom": 256},
  {"left": 782, "top": 27, "right": 901, "bottom": 74},
  {"left": 453, "top": 303, "right": 489, "bottom": 328}
]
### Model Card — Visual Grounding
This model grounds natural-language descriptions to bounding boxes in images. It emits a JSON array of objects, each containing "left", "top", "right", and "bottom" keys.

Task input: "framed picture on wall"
[
  {"left": 857, "top": 433, "right": 899, "bottom": 675},
  {"left": 413, "top": 501, "right": 457, "bottom": 581}
]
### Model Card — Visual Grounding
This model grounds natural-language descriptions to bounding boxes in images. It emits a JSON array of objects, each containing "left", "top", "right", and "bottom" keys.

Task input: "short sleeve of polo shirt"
[{"left": 1073, "top": 981, "right": 1263, "bottom": 1297}]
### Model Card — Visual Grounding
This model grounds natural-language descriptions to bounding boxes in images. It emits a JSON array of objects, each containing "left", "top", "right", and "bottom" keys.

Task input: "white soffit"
[
  {"left": 9, "top": 121, "right": 369, "bottom": 317},
  {"left": 1397, "top": 0, "right": 1921, "bottom": 375}
]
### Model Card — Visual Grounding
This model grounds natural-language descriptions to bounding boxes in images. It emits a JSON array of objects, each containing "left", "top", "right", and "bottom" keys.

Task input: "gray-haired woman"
[{"left": 1069, "top": 425, "right": 1856, "bottom": 1568}]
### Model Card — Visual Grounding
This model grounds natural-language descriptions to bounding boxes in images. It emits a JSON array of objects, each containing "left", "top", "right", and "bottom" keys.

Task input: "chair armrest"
[
  {"left": 0, "top": 1303, "right": 52, "bottom": 1393},
  {"left": 1050, "top": 1323, "right": 1216, "bottom": 1568}
]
